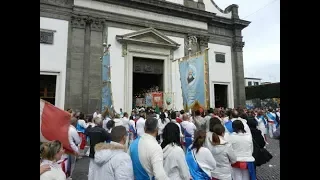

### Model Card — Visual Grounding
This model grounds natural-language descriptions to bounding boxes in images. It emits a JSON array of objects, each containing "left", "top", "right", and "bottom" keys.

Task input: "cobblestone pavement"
[
  {"left": 73, "top": 138, "right": 280, "bottom": 180},
  {"left": 256, "top": 137, "right": 280, "bottom": 180}
]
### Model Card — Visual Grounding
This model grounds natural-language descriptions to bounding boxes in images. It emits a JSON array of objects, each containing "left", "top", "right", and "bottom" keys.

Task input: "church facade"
[{"left": 40, "top": 0, "right": 250, "bottom": 113}]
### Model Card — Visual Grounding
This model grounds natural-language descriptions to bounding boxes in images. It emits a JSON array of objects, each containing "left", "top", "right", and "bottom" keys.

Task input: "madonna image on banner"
[{"left": 179, "top": 50, "right": 208, "bottom": 109}]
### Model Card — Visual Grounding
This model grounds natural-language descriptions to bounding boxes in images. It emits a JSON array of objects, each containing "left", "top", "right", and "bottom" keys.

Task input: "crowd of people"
[{"left": 40, "top": 106, "right": 280, "bottom": 180}]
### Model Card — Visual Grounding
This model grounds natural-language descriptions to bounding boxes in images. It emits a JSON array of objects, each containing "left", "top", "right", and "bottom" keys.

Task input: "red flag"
[{"left": 40, "top": 99, "right": 73, "bottom": 153}]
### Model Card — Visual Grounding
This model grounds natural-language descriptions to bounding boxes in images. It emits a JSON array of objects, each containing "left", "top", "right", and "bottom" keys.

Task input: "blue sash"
[
  {"left": 185, "top": 147, "right": 211, "bottom": 180},
  {"left": 76, "top": 123, "right": 86, "bottom": 133},
  {"left": 129, "top": 124, "right": 137, "bottom": 139},
  {"left": 129, "top": 137, "right": 155, "bottom": 180},
  {"left": 267, "top": 113, "right": 278, "bottom": 127},
  {"left": 183, "top": 128, "right": 193, "bottom": 149},
  {"left": 258, "top": 115, "right": 267, "bottom": 126},
  {"left": 247, "top": 162, "right": 256, "bottom": 180},
  {"left": 225, "top": 120, "right": 233, "bottom": 133}
]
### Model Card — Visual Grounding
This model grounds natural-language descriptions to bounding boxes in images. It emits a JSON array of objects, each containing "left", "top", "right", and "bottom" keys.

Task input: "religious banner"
[
  {"left": 135, "top": 98, "right": 145, "bottom": 107},
  {"left": 163, "top": 92, "right": 173, "bottom": 110},
  {"left": 101, "top": 50, "right": 113, "bottom": 112},
  {"left": 145, "top": 93, "right": 153, "bottom": 107},
  {"left": 152, "top": 92, "right": 163, "bottom": 108},
  {"left": 178, "top": 49, "right": 209, "bottom": 110}
]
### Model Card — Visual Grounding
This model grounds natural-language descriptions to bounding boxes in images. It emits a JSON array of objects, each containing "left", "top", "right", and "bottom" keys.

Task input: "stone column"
[
  {"left": 231, "top": 40, "right": 246, "bottom": 108},
  {"left": 88, "top": 18, "right": 105, "bottom": 114},
  {"left": 66, "top": 15, "right": 87, "bottom": 111},
  {"left": 82, "top": 16, "right": 91, "bottom": 114},
  {"left": 228, "top": 4, "right": 246, "bottom": 108}
]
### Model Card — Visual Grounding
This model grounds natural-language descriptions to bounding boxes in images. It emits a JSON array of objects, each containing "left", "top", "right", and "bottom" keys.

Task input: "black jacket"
[{"left": 85, "top": 126, "right": 111, "bottom": 158}]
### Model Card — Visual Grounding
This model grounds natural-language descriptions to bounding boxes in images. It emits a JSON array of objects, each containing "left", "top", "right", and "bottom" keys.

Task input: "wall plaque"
[{"left": 40, "top": 29, "right": 55, "bottom": 44}]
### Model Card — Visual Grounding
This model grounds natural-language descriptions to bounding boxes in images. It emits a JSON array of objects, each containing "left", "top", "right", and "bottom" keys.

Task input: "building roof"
[{"left": 244, "top": 77, "right": 262, "bottom": 80}]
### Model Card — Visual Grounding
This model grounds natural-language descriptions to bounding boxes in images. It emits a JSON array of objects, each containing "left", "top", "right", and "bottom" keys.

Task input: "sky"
[{"left": 214, "top": 0, "right": 280, "bottom": 82}]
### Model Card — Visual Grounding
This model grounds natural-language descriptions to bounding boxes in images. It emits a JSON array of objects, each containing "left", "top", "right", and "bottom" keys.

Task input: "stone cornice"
[
  {"left": 232, "top": 41, "right": 245, "bottom": 52},
  {"left": 40, "top": 0, "right": 73, "bottom": 20},
  {"left": 73, "top": 7, "right": 209, "bottom": 36},
  {"left": 40, "top": 0, "right": 73, "bottom": 8},
  {"left": 94, "top": 0, "right": 250, "bottom": 29},
  {"left": 95, "top": 0, "right": 215, "bottom": 22}
]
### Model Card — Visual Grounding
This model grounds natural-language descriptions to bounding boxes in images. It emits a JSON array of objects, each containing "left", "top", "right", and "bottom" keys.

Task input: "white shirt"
[
  {"left": 40, "top": 160, "right": 66, "bottom": 180},
  {"left": 180, "top": 121, "right": 197, "bottom": 138},
  {"left": 193, "top": 147, "right": 217, "bottom": 177},
  {"left": 276, "top": 112, "right": 280, "bottom": 120},
  {"left": 231, "top": 118, "right": 251, "bottom": 136},
  {"left": 136, "top": 133, "right": 169, "bottom": 180},
  {"left": 102, "top": 117, "right": 111, "bottom": 131},
  {"left": 93, "top": 112, "right": 98, "bottom": 118},
  {"left": 163, "top": 144, "right": 191, "bottom": 180},
  {"left": 136, "top": 117, "right": 146, "bottom": 137},
  {"left": 228, "top": 132, "right": 255, "bottom": 162},
  {"left": 121, "top": 116, "right": 130, "bottom": 131},
  {"left": 114, "top": 118, "right": 124, "bottom": 127},
  {"left": 129, "top": 120, "right": 136, "bottom": 131},
  {"left": 77, "top": 119, "right": 88, "bottom": 131},
  {"left": 68, "top": 125, "right": 81, "bottom": 153},
  {"left": 87, "top": 122, "right": 95, "bottom": 128}
]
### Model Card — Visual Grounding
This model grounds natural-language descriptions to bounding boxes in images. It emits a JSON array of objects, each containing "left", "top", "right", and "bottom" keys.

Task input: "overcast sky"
[{"left": 214, "top": 0, "right": 280, "bottom": 82}]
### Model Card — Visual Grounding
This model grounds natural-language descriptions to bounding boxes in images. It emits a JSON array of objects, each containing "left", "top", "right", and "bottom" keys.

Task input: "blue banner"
[
  {"left": 179, "top": 50, "right": 209, "bottom": 109},
  {"left": 101, "top": 52, "right": 113, "bottom": 112}
]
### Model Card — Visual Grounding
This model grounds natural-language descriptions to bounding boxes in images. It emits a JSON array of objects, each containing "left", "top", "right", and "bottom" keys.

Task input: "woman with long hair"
[
  {"left": 161, "top": 122, "right": 190, "bottom": 180},
  {"left": 210, "top": 124, "right": 237, "bottom": 180},
  {"left": 40, "top": 140, "right": 66, "bottom": 180},
  {"left": 229, "top": 120, "right": 256, "bottom": 180},
  {"left": 157, "top": 112, "right": 170, "bottom": 143},
  {"left": 185, "top": 130, "right": 216, "bottom": 180},
  {"left": 204, "top": 117, "right": 229, "bottom": 149}
]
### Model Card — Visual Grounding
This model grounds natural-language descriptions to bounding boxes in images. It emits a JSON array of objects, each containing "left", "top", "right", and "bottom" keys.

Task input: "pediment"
[{"left": 116, "top": 27, "right": 180, "bottom": 49}]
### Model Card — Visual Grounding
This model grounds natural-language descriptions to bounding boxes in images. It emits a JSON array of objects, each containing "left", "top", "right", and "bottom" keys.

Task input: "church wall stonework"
[{"left": 41, "top": 0, "right": 250, "bottom": 113}]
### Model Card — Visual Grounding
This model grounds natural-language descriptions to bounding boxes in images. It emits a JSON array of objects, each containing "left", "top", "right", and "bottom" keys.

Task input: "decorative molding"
[
  {"left": 91, "top": 19, "right": 105, "bottom": 32},
  {"left": 116, "top": 27, "right": 180, "bottom": 50},
  {"left": 122, "top": 43, "right": 127, "bottom": 57},
  {"left": 225, "top": 4, "right": 239, "bottom": 19},
  {"left": 71, "top": 15, "right": 88, "bottom": 29},
  {"left": 170, "top": 50, "right": 174, "bottom": 61},
  {"left": 232, "top": 41, "right": 245, "bottom": 52},
  {"left": 70, "top": 15, "right": 105, "bottom": 31},
  {"left": 199, "top": 36, "right": 209, "bottom": 47},
  {"left": 185, "top": 35, "right": 198, "bottom": 52}
]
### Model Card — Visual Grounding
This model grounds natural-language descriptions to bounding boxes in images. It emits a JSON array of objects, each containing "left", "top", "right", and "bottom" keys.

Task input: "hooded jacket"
[
  {"left": 209, "top": 137, "right": 237, "bottom": 180},
  {"left": 92, "top": 141, "right": 134, "bottom": 180},
  {"left": 162, "top": 143, "right": 191, "bottom": 180}
]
